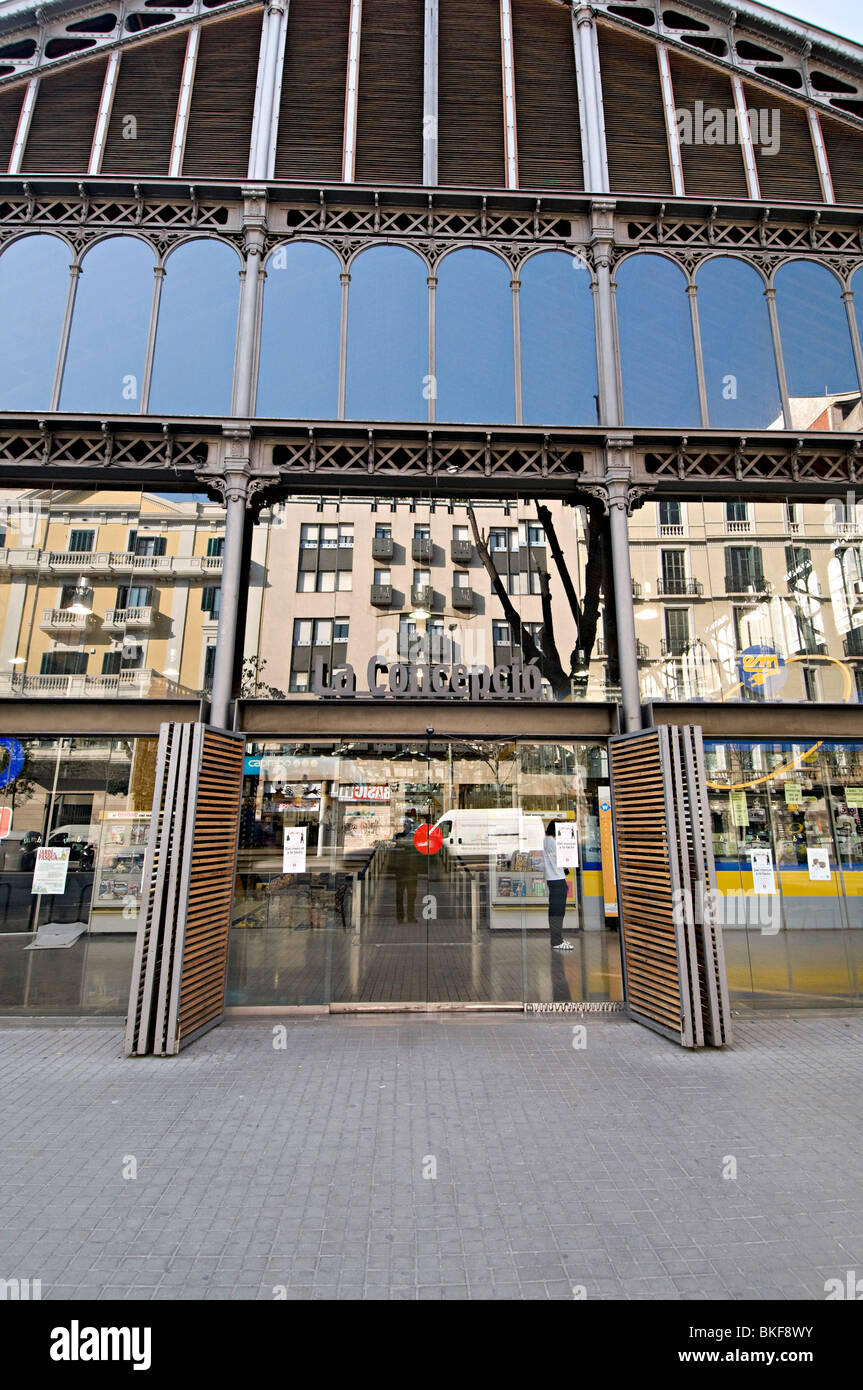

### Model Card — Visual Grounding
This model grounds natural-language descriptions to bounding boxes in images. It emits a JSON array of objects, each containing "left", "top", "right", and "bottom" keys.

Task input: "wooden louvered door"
[
  {"left": 355, "top": 0, "right": 424, "bottom": 184},
  {"left": 511, "top": 0, "right": 583, "bottom": 191},
  {"left": 609, "top": 726, "right": 732, "bottom": 1049},
  {"left": 125, "top": 722, "right": 244, "bottom": 1057}
]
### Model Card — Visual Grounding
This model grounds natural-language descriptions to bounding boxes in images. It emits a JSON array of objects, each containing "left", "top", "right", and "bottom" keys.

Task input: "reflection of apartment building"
[
  {"left": 628, "top": 499, "right": 863, "bottom": 703},
  {"left": 0, "top": 491, "right": 225, "bottom": 697},
  {"left": 244, "top": 499, "right": 587, "bottom": 699}
]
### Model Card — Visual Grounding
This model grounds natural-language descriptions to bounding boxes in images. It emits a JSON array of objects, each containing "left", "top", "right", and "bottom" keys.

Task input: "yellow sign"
[
  {"left": 597, "top": 785, "right": 617, "bottom": 917},
  {"left": 740, "top": 650, "right": 783, "bottom": 687}
]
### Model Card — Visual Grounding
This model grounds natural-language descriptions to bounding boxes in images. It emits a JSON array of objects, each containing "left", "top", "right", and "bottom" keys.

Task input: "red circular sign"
[{"left": 413, "top": 824, "right": 443, "bottom": 855}]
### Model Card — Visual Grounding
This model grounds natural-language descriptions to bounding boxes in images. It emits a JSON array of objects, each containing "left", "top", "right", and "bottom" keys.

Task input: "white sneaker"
[{"left": 553, "top": 941, "right": 574, "bottom": 950}]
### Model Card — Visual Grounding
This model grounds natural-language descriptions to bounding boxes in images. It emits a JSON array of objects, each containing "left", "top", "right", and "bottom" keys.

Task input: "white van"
[{"left": 432, "top": 808, "right": 546, "bottom": 856}]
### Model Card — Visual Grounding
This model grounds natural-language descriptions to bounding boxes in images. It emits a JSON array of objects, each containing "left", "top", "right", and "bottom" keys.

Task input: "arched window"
[
  {"left": 775, "top": 261, "right": 859, "bottom": 429},
  {"left": 0, "top": 235, "right": 69, "bottom": 411},
  {"left": 149, "top": 239, "right": 240, "bottom": 416},
  {"left": 436, "top": 248, "right": 514, "bottom": 424},
  {"left": 617, "top": 253, "right": 700, "bottom": 428},
  {"left": 60, "top": 237, "right": 155, "bottom": 414},
  {"left": 520, "top": 251, "right": 598, "bottom": 425},
  {"left": 346, "top": 246, "right": 428, "bottom": 421},
  {"left": 695, "top": 258, "right": 782, "bottom": 429},
  {"left": 257, "top": 242, "right": 341, "bottom": 419}
]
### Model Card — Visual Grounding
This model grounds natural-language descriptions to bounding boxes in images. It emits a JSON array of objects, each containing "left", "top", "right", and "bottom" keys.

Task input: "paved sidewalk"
[{"left": 0, "top": 1012, "right": 861, "bottom": 1300}]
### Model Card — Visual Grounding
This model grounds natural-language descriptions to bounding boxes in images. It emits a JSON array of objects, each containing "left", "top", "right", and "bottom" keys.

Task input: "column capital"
[{"left": 573, "top": 4, "right": 596, "bottom": 29}]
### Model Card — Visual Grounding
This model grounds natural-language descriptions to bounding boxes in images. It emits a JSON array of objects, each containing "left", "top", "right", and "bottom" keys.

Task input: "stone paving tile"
[{"left": 0, "top": 1013, "right": 862, "bottom": 1301}]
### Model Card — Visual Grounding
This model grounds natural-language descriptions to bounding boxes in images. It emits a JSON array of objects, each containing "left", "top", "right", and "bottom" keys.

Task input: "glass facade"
[
  {"left": 0, "top": 487, "right": 225, "bottom": 699},
  {"left": 706, "top": 740, "right": 863, "bottom": 1007},
  {"left": 0, "top": 735, "right": 156, "bottom": 1013},
  {"left": 228, "top": 738, "right": 623, "bottom": 1007},
  {"left": 2, "top": 235, "right": 860, "bottom": 431}
]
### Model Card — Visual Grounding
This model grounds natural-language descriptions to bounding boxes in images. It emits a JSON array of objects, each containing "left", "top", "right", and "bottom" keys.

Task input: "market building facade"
[{"left": 0, "top": 0, "right": 861, "bottom": 1041}]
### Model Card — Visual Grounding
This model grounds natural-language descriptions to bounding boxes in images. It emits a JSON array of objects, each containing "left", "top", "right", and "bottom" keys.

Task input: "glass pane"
[
  {"left": 0, "top": 235, "right": 69, "bottom": 410},
  {"left": 520, "top": 251, "right": 598, "bottom": 425},
  {"left": 148, "top": 239, "right": 240, "bottom": 415},
  {"left": 346, "top": 245, "right": 428, "bottom": 420},
  {"left": 436, "top": 248, "right": 514, "bottom": 423},
  {"left": 60, "top": 237, "right": 155, "bottom": 413},
  {"left": 617, "top": 253, "right": 701, "bottom": 427},
  {"left": 257, "top": 241, "right": 341, "bottom": 418},
  {"left": 0, "top": 486, "right": 224, "bottom": 701},
  {"left": 696, "top": 257, "right": 783, "bottom": 428},
  {"left": 775, "top": 260, "right": 859, "bottom": 430},
  {"left": 0, "top": 735, "right": 157, "bottom": 1014},
  {"left": 631, "top": 497, "right": 863, "bottom": 705}
]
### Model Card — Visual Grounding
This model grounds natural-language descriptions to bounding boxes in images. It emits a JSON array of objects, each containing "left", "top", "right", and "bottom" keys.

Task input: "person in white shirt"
[{"left": 543, "top": 818, "right": 574, "bottom": 950}]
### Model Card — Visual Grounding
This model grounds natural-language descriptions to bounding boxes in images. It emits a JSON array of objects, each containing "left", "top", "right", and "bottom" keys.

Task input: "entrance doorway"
[{"left": 228, "top": 737, "right": 624, "bottom": 1007}]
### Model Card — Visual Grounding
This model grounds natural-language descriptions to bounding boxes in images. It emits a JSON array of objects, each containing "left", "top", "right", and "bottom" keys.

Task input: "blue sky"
[{"left": 770, "top": 0, "right": 863, "bottom": 44}]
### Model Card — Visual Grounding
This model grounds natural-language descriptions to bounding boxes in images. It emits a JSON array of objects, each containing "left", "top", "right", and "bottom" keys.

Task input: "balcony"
[
  {"left": 410, "top": 584, "right": 434, "bottom": 609},
  {"left": 725, "top": 580, "right": 771, "bottom": 600},
  {"left": 372, "top": 536, "right": 394, "bottom": 562},
  {"left": 102, "top": 605, "right": 158, "bottom": 633},
  {"left": 451, "top": 586, "right": 474, "bottom": 610},
  {"left": 725, "top": 519, "right": 752, "bottom": 534},
  {"left": 657, "top": 578, "right": 703, "bottom": 597},
  {"left": 658, "top": 524, "right": 685, "bottom": 538},
  {"left": 660, "top": 639, "right": 690, "bottom": 658},
  {"left": 109, "top": 551, "right": 172, "bottom": 575},
  {"left": 597, "top": 638, "right": 649, "bottom": 662},
  {"left": 0, "top": 669, "right": 171, "bottom": 698},
  {"left": 451, "top": 539, "right": 473, "bottom": 564},
  {"left": 370, "top": 584, "right": 392, "bottom": 607},
  {"left": 39, "top": 608, "right": 97, "bottom": 635},
  {"left": 411, "top": 537, "right": 433, "bottom": 563},
  {"left": 47, "top": 550, "right": 113, "bottom": 574},
  {"left": 631, "top": 580, "right": 642, "bottom": 599}
]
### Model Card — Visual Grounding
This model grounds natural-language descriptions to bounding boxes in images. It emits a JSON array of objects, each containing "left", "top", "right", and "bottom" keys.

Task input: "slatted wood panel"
[
  {"left": 0, "top": 83, "right": 25, "bottom": 171},
  {"left": 274, "top": 0, "right": 350, "bottom": 182},
  {"left": 173, "top": 728, "right": 244, "bottom": 1044},
  {"left": 511, "top": 0, "right": 582, "bottom": 191},
  {"left": 669, "top": 50, "right": 748, "bottom": 199},
  {"left": 438, "top": 0, "right": 506, "bottom": 188},
  {"left": 355, "top": 0, "right": 424, "bottom": 184},
  {"left": 596, "top": 22, "right": 672, "bottom": 195},
  {"left": 21, "top": 55, "right": 107, "bottom": 172},
  {"left": 820, "top": 113, "right": 863, "bottom": 205},
  {"left": 610, "top": 728, "right": 694, "bottom": 1045},
  {"left": 743, "top": 83, "right": 822, "bottom": 203},
  {"left": 101, "top": 31, "right": 188, "bottom": 175},
  {"left": 182, "top": 10, "right": 262, "bottom": 178},
  {"left": 685, "top": 726, "right": 732, "bottom": 1047},
  {"left": 125, "top": 722, "right": 244, "bottom": 1057}
]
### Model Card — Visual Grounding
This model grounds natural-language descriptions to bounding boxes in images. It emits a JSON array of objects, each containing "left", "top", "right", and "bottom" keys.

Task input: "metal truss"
[{"left": 0, "top": 417, "right": 857, "bottom": 501}]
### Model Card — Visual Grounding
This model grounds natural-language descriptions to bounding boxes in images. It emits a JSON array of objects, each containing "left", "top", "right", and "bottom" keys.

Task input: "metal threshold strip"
[{"left": 225, "top": 1001, "right": 626, "bottom": 1016}]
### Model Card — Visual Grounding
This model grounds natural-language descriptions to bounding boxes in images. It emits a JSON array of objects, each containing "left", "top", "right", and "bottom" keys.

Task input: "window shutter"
[
  {"left": 438, "top": 0, "right": 505, "bottom": 187},
  {"left": 0, "top": 83, "right": 25, "bottom": 171},
  {"left": 275, "top": 0, "right": 351, "bottom": 182},
  {"left": 22, "top": 55, "right": 108, "bottom": 172},
  {"left": 597, "top": 23, "right": 672, "bottom": 195},
  {"left": 511, "top": 0, "right": 583, "bottom": 191},
  {"left": 669, "top": 51, "right": 748, "bottom": 199},
  {"left": 820, "top": 114, "right": 863, "bottom": 204},
  {"left": 750, "top": 546, "right": 764, "bottom": 588},
  {"left": 743, "top": 84, "right": 822, "bottom": 202},
  {"left": 182, "top": 10, "right": 262, "bottom": 178},
  {"left": 101, "top": 31, "right": 188, "bottom": 175},
  {"left": 355, "top": 0, "right": 424, "bottom": 185}
]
